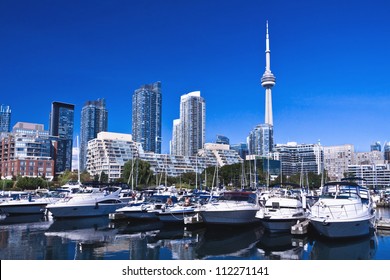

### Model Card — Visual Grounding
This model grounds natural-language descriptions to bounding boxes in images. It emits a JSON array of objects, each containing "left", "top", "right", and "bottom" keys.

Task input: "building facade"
[
  {"left": 86, "top": 132, "right": 141, "bottom": 182},
  {"left": 87, "top": 132, "right": 242, "bottom": 182},
  {"left": 0, "top": 122, "right": 54, "bottom": 180},
  {"left": 171, "top": 91, "right": 205, "bottom": 157},
  {"left": 231, "top": 143, "right": 249, "bottom": 160},
  {"left": 347, "top": 164, "right": 390, "bottom": 189},
  {"left": 132, "top": 81, "right": 162, "bottom": 154},
  {"left": 323, "top": 144, "right": 355, "bottom": 181},
  {"left": 49, "top": 101, "right": 75, "bottom": 174},
  {"left": 273, "top": 142, "right": 324, "bottom": 177},
  {"left": 80, "top": 98, "right": 108, "bottom": 171},
  {"left": 0, "top": 105, "right": 11, "bottom": 133},
  {"left": 248, "top": 124, "right": 273, "bottom": 157}
]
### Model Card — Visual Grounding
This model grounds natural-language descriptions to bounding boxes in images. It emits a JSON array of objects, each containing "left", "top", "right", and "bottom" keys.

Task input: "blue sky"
[{"left": 1, "top": 0, "right": 390, "bottom": 153}]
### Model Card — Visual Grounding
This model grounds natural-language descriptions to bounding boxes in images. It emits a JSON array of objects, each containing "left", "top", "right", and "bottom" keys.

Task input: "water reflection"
[
  {"left": 256, "top": 231, "right": 306, "bottom": 260},
  {"left": 0, "top": 212, "right": 389, "bottom": 260},
  {"left": 310, "top": 234, "right": 378, "bottom": 260},
  {"left": 0, "top": 213, "right": 47, "bottom": 225},
  {"left": 194, "top": 225, "right": 263, "bottom": 259}
]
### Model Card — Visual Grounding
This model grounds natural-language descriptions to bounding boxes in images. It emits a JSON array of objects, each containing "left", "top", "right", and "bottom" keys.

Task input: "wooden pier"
[{"left": 291, "top": 219, "right": 310, "bottom": 235}]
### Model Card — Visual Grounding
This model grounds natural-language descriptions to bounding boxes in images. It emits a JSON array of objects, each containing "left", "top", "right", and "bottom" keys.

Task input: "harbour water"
[{"left": 0, "top": 208, "right": 389, "bottom": 260}]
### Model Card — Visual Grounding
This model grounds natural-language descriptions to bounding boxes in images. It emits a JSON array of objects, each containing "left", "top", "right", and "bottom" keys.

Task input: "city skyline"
[{"left": 1, "top": 0, "right": 390, "bottom": 154}]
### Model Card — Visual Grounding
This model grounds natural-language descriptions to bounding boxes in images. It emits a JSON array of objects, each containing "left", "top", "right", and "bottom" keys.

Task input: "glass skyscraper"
[
  {"left": 248, "top": 123, "right": 274, "bottom": 157},
  {"left": 132, "top": 81, "right": 162, "bottom": 153},
  {"left": 49, "top": 101, "right": 74, "bottom": 173},
  {"left": 0, "top": 105, "right": 11, "bottom": 133},
  {"left": 171, "top": 91, "right": 206, "bottom": 156},
  {"left": 80, "top": 98, "right": 108, "bottom": 171}
]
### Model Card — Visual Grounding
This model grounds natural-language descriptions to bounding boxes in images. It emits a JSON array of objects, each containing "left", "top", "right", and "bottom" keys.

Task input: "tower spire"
[{"left": 261, "top": 20, "right": 276, "bottom": 126}]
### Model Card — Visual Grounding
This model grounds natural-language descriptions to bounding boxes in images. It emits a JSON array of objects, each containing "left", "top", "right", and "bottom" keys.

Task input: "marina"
[{"left": 0, "top": 206, "right": 389, "bottom": 260}]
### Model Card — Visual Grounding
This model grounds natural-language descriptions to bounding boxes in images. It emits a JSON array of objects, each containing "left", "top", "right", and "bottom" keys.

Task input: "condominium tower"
[
  {"left": 49, "top": 101, "right": 75, "bottom": 173},
  {"left": 132, "top": 81, "right": 162, "bottom": 154},
  {"left": 171, "top": 91, "right": 205, "bottom": 156},
  {"left": 0, "top": 105, "right": 11, "bottom": 133},
  {"left": 80, "top": 98, "right": 108, "bottom": 171}
]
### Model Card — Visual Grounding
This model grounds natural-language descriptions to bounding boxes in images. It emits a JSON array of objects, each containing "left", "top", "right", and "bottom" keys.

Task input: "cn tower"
[{"left": 261, "top": 21, "right": 276, "bottom": 126}]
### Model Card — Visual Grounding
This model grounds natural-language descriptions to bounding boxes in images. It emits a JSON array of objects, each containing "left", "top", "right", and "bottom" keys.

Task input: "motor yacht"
[
  {"left": 0, "top": 192, "right": 61, "bottom": 215},
  {"left": 308, "top": 179, "right": 376, "bottom": 238},
  {"left": 196, "top": 191, "right": 260, "bottom": 225},
  {"left": 113, "top": 194, "right": 178, "bottom": 221},
  {"left": 155, "top": 195, "right": 199, "bottom": 224},
  {"left": 255, "top": 187, "right": 308, "bottom": 232},
  {"left": 46, "top": 187, "right": 125, "bottom": 218}
]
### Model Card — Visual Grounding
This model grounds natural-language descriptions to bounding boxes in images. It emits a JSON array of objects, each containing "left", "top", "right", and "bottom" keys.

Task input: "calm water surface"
[{"left": 1, "top": 208, "right": 389, "bottom": 260}]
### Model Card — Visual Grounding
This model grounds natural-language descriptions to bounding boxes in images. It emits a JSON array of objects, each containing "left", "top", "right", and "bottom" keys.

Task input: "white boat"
[
  {"left": 46, "top": 187, "right": 126, "bottom": 218},
  {"left": 196, "top": 191, "right": 260, "bottom": 225},
  {"left": 0, "top": 190, "right": 62, "bottom": 215},
  {"left": 156, "top": 196, "right": 198, "bottom": 224},
  {"left": 255, "top": 188, "right": 308, "bottom": 232},
  {"left": 309, "top": 179, "right": 376, "bottom": 238},
  {"left": 113, "top": 195, "right": 178, "bottom": 221},
  {"left": 0, "top": 196, "right": 50, "bottom": 215}
]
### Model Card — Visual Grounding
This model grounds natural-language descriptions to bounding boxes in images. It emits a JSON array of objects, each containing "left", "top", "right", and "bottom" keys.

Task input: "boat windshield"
[
  {"left": 218, "top": 192, "right": 257, "bottom": 204},
  {"left": 321, "top": 182, "right": 369, "bottom": 200}
]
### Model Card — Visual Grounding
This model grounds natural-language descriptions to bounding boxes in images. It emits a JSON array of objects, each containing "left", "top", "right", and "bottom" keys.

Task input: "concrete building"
[
  {"left": 86, "top": 132, "right": 242, "bottom": 182},
  {"left": 171, "top": 91, "right": 205, "bottom": 156},
  {"left": 0, "top": 122, "right": 54, "bottom": 180},
  {"left": 347, "top": 164, "right": 390, "bottom": 189},
  {"left": 323, "top": 144, "right": 355, "bottom": 181},
  {"left": 273, "top": 142, "right": 323, "bottom": 177}
]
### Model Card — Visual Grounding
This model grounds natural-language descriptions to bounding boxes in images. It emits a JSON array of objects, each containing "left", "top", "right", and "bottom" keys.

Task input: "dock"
[
  {"left": 291, "top": 219, "right": 310, "bottom": 235},
  {"left": 376, "top": 218, "right": 390, "bottom": 230},
  {"left": 184, "top": 213, "right": 203, "bottom": 225},
  {"left": 109, "top": 212, "right": 127, "bottom": 221}
]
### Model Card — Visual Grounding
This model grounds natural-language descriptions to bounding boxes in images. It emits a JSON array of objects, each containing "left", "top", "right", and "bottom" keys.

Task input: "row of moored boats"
[{"left": 0, "top": 178, "right": 377, "bottom": 239}]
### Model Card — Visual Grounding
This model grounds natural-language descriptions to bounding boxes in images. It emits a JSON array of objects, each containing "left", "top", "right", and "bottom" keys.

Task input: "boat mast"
[{"left": 76, "top": 135, "right": 81, "bottom": 184}]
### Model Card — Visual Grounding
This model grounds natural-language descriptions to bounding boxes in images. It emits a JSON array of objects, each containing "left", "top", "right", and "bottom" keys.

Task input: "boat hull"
[
  {"left": 0, "top": 202, "right": 48, "bottom": 215},
  {"left": 310, "top": 216, "right": 375, "bottom": 238},
  {"left": 260, "top": 218, "right": 304, "bottom": 232},
  {"left": 119, "top": 210, "right": 159, "bottom": 220},
  {"left": 47, "top": 203, "right": 126, "bottom": 218},
  {"left": 157, "top": 208, "right": 196, "bottom": 223},
  {"left": 199, "top": 209, "right": 259, "bottom": 225}
]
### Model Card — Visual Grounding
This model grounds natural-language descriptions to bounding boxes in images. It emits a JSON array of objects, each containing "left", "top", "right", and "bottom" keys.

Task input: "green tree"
[{"left": 122, "top": 159, "right": 153, "bottom": 188}]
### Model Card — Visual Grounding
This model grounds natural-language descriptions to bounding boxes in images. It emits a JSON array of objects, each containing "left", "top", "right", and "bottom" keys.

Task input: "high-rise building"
[
  {"left": 384, "top": 142, "right": 390, "bottom": 162},
  {"left": 370, "top": 141, "right": 381, "bottom": 152},
  {"left": 132, "top": 81, "right": 162, "bottom": 154},
  {"left": 171, "top": 91, "right": 206, "bottom": 156},
  {"left": 231, "top": 143, "right": 249, "bottom": 160},
  {"left": 80, "top": 98, "right": 108, "bottom": 171},
  {"left": 49, "top": 101, "right": 74, "bottom": 174},
  {"left": 216, "top": 135, "right": 230, "bottom": 145},
  {"left": 248, "top": 124, "right": 273, "bottom": 157},
  {"left": 0, "top": 105, "right": 11, "bottom": 133}
]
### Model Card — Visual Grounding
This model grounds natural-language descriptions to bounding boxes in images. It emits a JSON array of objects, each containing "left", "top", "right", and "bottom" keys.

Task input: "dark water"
[{"left": 0, "top": 208, "right": 389, "bottom": 260}]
